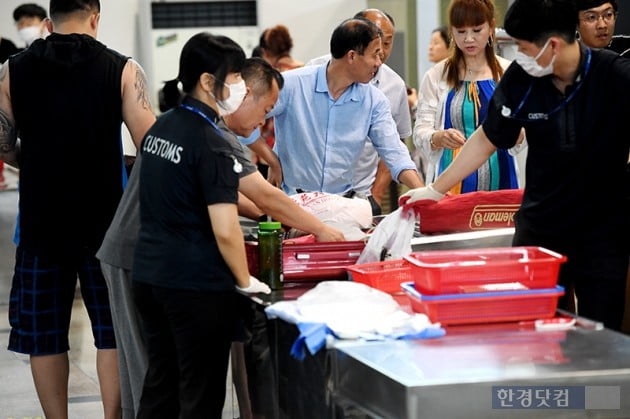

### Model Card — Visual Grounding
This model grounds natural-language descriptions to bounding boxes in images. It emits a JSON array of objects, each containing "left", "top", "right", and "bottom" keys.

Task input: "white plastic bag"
[
  {"left": 357, "top": 207, "right": 416, "bottom": 264},
  {"left": 289, "top": 192, "right": 372, "bottom": 240}
]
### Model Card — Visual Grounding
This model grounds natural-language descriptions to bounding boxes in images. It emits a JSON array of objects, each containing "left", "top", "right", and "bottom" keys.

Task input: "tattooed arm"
[
  {"left": 0, "top": 63, "right": 18, "bottom": 168},
  {"left": 121, "top": 59, "right": 156, "bottom": 149}
]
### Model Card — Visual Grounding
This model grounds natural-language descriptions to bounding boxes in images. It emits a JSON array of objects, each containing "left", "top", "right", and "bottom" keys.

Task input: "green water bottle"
[{"left": 258, "top": 221, "right": 283, "bottom": 289}]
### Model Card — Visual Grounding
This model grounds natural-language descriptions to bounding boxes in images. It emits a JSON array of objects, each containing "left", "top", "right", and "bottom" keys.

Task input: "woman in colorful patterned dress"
[{"left": 414, "top": 0, "right": 524, "bottom": 194}]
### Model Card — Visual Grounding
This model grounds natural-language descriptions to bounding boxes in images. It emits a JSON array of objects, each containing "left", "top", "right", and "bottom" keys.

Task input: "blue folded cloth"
[
  {"left": 289, "top": 320, "right": 445, "bottom": 360},
  {"left": 290, "top": 322, "right": 335, "bottom": 360},
  {"left": 394, "top": 327, "right": 446, "bottom": 340}
]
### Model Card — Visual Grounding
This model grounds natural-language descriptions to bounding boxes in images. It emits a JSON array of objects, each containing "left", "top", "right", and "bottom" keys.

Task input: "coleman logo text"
[{"left": 469, "top": 204, "right": 520, "bottom": 230}]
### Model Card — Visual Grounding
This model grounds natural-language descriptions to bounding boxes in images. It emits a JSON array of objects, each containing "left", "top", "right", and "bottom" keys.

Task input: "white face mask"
[
  {"left": 18, "top": 25, "right": 42, "bottom": 47},
  {"left": 214, "top": 79, "right": 247, "bottom": 116},
  {"left": 514, "top": 38, "right": 556, "bottom": 78}
]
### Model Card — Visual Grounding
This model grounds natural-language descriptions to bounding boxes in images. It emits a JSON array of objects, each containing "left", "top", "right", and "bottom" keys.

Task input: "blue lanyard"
[
  {"left": 179, "top": 103, "right": 223, "bottom": 137},
  {"left": 505, "top": 48, "right": 592, "bottom": 122},
  {"left": 178, "top": 103, "right": 243, "bottom": 173}
]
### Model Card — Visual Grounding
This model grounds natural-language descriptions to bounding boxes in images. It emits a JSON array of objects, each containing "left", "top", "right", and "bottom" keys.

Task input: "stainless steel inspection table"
[
  {"left": 250, "top": 291, "right": 630, "bottom": 419},
  {"left": 326, "top": 228, "right": 630, "bottom": 417},
  {"left": 242, "top": 228, "right": 630, "bottom": 418},
  {"left": 328, "top": 322, "right": 630, "bottom": 418}
]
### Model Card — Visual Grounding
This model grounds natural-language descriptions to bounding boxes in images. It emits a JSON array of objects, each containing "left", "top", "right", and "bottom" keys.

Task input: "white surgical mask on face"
[
  {"left": 211, "top": 79, "right": 246, "bottom": 116},
  {"left": 17, "top": 25, "right": 42, "bottom": 47},
  {"left": 514, "top": 38, "right": 556, "bottom": 78}
]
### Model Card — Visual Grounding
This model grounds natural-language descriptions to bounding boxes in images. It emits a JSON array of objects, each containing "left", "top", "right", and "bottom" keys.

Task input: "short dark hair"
[
  {"left": 258, "top": 29, "right": 267, "bottom": 49},
  {"left": 251, "top": 45, "right": 262, "bottom": 58},
  {"left": 330, "top": 18, "right": 382, "bottom": 59},
  {"left": 13, "top": 3, "right": 47, "bottom": 21},
  {"left": 433, "top": 25, "right": 449, "bottom": 46},
  {"left": 50, "top": 0, "right": 99, "bottom": 21},
  {"left": 504, "top": 0, "right": 577, "bottom": 45},
  {"left": 176, "top": 32, "right": 245, "bottom": 97},
  {"left": 159, "top": 80, "right": 182, "bottom": 112},
  {"left": 576, "top": 0, "right": 618, "bottom": 12},
  {"left": 242, "top": 57, "right": 284, "bottom": 100}
]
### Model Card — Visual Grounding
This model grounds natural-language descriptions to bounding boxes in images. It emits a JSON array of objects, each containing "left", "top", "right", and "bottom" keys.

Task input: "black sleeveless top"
[
  {"left": 10, "top": 33, "right": 128, "bottom": 254},
  {"left": 0, "top": 38, "right": 20, "bottom": 63}
]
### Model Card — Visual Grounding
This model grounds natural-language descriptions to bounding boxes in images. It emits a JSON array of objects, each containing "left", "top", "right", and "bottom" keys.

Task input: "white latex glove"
[
  {"left": 400, "top": 184, "right": 445, "bottom": 204},
  {"left": 236, "top": 275, "right": 271, "bottom": 294}
]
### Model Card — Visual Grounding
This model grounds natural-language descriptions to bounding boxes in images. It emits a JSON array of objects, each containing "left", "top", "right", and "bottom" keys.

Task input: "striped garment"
[{"left": 438, "top": 79, "right": 519, "bottom": 195}]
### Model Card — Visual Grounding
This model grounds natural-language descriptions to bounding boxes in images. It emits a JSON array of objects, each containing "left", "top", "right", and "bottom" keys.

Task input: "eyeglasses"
[{"left": 580, "top": 10, "right": 616, "bottom": 24}]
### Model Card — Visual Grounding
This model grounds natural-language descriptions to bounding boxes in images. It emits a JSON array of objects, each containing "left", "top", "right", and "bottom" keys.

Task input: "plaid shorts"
[{"left": 8, "top": 247, "right": 116, "bottom": 355}]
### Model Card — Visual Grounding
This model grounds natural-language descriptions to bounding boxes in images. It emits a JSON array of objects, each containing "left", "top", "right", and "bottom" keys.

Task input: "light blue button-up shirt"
[{"left": 263, "top": 63, "right": 416, "bottom": 195}]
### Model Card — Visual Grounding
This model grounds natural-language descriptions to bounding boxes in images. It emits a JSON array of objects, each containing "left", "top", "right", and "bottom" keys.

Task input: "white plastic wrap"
[
  {"left": 357, "top": 207, "right": 416, "bottom": 264},
  {"left": 265, "top": 281, "right": 437, "bottom": 339},
  {"left": 289, "top": 192, "right": 372, "bottom": 240}
]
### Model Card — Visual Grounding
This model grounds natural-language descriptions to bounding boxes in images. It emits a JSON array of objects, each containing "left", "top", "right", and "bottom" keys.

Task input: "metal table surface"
[
  {"left": 252, "top": 295, "right": 630, "bottom": 418},
  {"left": 329, "top": 323, "right": 630, "bottom": 418},
  {"left": 410, "top": 227, "right": 515, "bottom": 251},
  {"left": 244, "top": 227, "right": 630, "bottom": 418},
  {"left": 251, "top": 283, "right": 630, "bottom": 419}
]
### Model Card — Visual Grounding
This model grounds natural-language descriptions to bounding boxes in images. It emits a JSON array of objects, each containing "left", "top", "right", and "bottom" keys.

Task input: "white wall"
[
  {"left": 257, "top": 0, "right": 366, "bottom": 63},
  {"left": 136, "top": 0, "right": 366, "bottom": 111},
  {"left": 415, "top": 0, "right": 439, "bottom": 86},
  {"left": 0, "top": 0, "right": 365, "bottom": 155},
  {"left": 1, "top": 0, "right": 365, "bottom": 74},
  {"left": 0, "top": 0, "right": 138, "bottom": 56}
]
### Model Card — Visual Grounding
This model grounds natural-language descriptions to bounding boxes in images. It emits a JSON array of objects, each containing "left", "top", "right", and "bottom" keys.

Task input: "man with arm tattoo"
[
  {"left": 0, "top": 1, "right": 155, "bottom": 418},
  {"left": 0, "top": 63, "right": 18, "bottom": 168}
]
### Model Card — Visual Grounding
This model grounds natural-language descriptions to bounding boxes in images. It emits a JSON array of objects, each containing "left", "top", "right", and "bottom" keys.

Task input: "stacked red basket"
[{"left": 348, "top": 247, "right": 568, "bottom": 325}]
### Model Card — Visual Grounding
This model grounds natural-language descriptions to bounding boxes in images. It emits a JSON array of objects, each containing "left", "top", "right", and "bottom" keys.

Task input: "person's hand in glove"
[
  {"left": 236, "top": 275, "right": 271, "bottom": 294},
  {"left": 399, "top": 184, "right": 445, "bottom": 206}
]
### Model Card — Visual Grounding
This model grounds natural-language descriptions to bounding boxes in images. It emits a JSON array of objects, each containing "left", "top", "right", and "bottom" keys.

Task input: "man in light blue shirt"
[
  {"left": 252, "top": 18, "right": 423, "bottom": 196},
  {"left": 307, "top": 9, "right": 412, "bottom": 214}
]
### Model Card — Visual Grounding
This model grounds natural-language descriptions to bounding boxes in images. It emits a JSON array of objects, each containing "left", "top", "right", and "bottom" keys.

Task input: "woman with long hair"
[{"left": 414, "top": 0, "right": 523, "bottom": 194}]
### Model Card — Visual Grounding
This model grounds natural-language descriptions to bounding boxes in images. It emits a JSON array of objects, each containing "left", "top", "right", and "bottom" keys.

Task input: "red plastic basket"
[
  {"left": 402, "top": 282, "right": 565, "bottom": 325},
  {"left": 246, "top": 240, "right": 365, "bottom": 282},
  {"left": 404, "top": 247, "right": 567, "bottom": 295},
  {"left": 346, "top": 259, "right": 412, "bottom": 294}
]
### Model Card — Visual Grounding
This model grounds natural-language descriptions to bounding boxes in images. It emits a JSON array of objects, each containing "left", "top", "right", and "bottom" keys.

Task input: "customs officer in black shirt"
[{"left": 403, "top": 0, "right": 630, "bottom": 331}]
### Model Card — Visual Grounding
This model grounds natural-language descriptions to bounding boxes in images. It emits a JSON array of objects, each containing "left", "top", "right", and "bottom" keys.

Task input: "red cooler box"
[{"left": 246, "top": 241, "right": 365, "bottom": 282}]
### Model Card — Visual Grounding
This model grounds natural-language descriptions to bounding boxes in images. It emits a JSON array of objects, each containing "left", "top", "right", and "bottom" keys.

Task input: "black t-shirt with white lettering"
[
  {"left": 133, "top": 96, "right": 240, "bottom": 291},
  {"left": 482, "top": 45, "right": 630, "bottom": 243}
]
